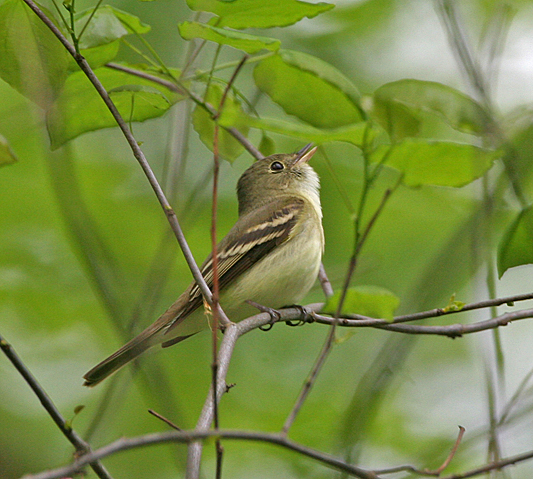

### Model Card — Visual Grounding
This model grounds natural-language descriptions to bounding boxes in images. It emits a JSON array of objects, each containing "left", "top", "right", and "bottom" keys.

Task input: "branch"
[
  {"left": 392, "top": 292, "right": 533, "bottom": 323},
  {"left": 439, "top": 447, "right": 533, "bottom": 479},
  {"left": 313, "top": 307, "right": 533, "bottom": 337},
  {"left": 21, "top": 0, "right": 223, "bottom": 318},
  {"left": 18, "top": 295, "right": 533, "bottom": 479},
  {"left": 0, "top": 334, "right": 113, "bottom": 479},
  {"left": 22, "top": 429, "right": 378, "bottom": 479},
  {"left": 186, "top": 323, "right": 240, "bottom": 478},
  {"left": 22, "top": 426, "right": 533, "bottom": 479}
]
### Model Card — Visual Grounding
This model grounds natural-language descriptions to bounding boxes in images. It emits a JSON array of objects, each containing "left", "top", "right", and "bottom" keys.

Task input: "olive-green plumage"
[{"left": 83, "top": 145, "right": 323, "bottom": 386}]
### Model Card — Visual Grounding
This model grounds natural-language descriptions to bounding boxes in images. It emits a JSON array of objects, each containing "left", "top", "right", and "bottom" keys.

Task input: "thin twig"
[
  {"left": 105, "top": 62, "right": 264, "bottom": 160},
  {"left": 206, "top": 54, "right": 248, "bottom": 479},
  {"left": 24, "top": 423, "right": 533, "bottom": 479},
  {"left": 148, "top": 409, "right": 182, "bottom": 431},
  {"left": 392, "top": 291, "right": 533, "bottom": 324},
  {"left": 213, "top": 56, "right": 249, "bottom": 121},
  {"left": 318, "top": 263, "right": 334, "bottom": 298},
  {"left": 433, "top": 425, "right": 465, "bottom": 474},
  {"left": 282, "top": 325, "right": 336, "bottom": 435},
  {"left": 439, "top": 447, "right": 533, "bottom": 479},
  {"left": 336, "top": 183, "right": 397, "bottom": 320},
  {"left": 19, "top": 298, "right": 533, "bottom": 479},
  {"left": 375, "top": 426, "right": 465, "bottom": 476},
  {"left": 0, "top": 334, "right": 113, "bottom": 479},
  {"left": 186, "top": 324, "right": 239, "bottom": 478}
]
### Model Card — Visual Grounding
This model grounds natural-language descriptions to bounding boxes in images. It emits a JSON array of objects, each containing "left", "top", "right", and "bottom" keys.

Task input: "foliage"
[{"left": 2, "top": 0, "right": 533, "bottom": 478}]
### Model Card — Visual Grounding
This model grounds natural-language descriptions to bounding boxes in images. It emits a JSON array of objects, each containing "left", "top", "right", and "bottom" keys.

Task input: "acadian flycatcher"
[{"left": 83, "top": 144, "right": 324, "bottom": 386}]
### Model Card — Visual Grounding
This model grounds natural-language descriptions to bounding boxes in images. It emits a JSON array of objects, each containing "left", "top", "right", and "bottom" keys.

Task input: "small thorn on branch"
[{"left": 225, "top": 383, "right": 236, "bottom": 393}]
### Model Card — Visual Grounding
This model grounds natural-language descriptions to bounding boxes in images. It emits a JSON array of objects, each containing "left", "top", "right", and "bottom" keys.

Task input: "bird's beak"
[{"left": 294, "top": 143, "right": 317, "bottom": 165}]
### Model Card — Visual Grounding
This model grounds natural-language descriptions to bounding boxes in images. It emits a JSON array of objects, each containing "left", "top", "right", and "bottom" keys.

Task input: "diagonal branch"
[
  {"left": 0, "top": 334, "right": 113, "bottom": 479},
  {"left": 21, "top": 0, "right": 233, "bottom": 322}
]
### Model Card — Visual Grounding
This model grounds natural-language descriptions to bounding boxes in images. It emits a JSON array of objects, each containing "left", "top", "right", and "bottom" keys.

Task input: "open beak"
[{"left": 294, "top": 143, "right": 317, "bottom": 165}]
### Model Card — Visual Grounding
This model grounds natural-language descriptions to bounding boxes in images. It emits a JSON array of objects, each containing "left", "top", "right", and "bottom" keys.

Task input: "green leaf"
[
  {"left": 370, "top": 139, "right": 499, "bottom": 187},
  {"left": 258, "top": 134, "right": 275, "bottom": 157},
  {"left": 187, "top": 0, "right": 334, "bottom": 29},
  {"left": 498, "top": 206, "right": 533, "bottom": 277},
  {"left": 192, "top": 83, "right": 250, "bottom": 162},
  {"left": 76, "top": 5, "right": 151, "bottom": 49},
  {"left": 73, "top": 405, "right": 85, "bottom": 415},
  {"left": 0, "top": 0, "right": 69, "bottom": 107},
  {"left": 178, "top": 21, "right": 280, "bottom": 53},
  {"left": 323, "top": 286, "right": 400, "bottom": 321},
  {"left": 507, "top": 122, "right": 533, "bottom": 193},
  {"left": 373, "top": 80, "right": 490, "bottom": 136},
  {"left": 0, "top": 134, "right": 17, "bottom": 167},
  {"left": 46, "top": 64, "right": 184, "bottom": 148},
  {"left": 254, "top": 50, "right": 364, "bottom": 128},
  {"left": 235, "top": 115, "right": 383, "bottom": 148},
  {"left": 368, "top": 95, "right": 422, "bottom": 142}
]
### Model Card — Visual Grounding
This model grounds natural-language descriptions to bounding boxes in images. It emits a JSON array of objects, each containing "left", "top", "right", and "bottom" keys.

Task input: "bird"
[{"left": 83, "top": 144, "right": 324, "bottom": 386}]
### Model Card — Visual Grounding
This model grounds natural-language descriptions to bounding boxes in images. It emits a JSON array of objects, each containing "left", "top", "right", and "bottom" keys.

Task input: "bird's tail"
[
  {"left": 83, "top": 336, "right": 151, "bottom": 387},
  {"left": 83, "top": 292, "right": 199, "bottom": 386}
]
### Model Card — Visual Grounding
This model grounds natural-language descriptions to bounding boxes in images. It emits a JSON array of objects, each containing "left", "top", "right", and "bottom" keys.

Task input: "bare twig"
[
  {"left": 432, "top": 425, "right": 465, "bottom": 475},
  {"left": 313, "top": 307, "right": 533, "bottom": 336},
  {"left": 377, "top": 425, "right": 466, "bottom": 477},
  {"left": 204, "top": 54, "right": 248, "bottom": 479},
  {"left": 0, "top": 334, "right": 113, "bottom": 479},
  {"left": 318, "top": 263, "right": 334, "bottom": 298},
  {"left": 392, "top": 292, "right": 533, "bottom": 323},
  {"left": 439, "top": 447, "right": 533, "bottom": 479},
  {"left": 283, "top": 186, "right": 396, "bottom": 435},
  {"left": 186, "top": 323, "right": 239, "bottom": 478},
  {"left": 282, "top": 324, "right": 336, "bottom": 434},
  {"left": 22, "top": 428, "right": 378, "bottom": 479},
  {"left": 213, "top": 55, "right": 249, "bottom": 121},
  {"left": 23, "top": 422, "right": 533, "bottom": 479},
  {"left": 148, "top": 409, "right": 182, "bottom": 431},
  {"left": 18, "top": 297, "right": 533, "bottom": 479}
]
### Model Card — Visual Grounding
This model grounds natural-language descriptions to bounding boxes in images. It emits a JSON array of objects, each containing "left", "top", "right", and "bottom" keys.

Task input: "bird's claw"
[
  {"left": 247, "top": 300, "right": 281, "bottom": 331},
  {"left": 285, "top": 305, "right": 314, "bottom": 327}
]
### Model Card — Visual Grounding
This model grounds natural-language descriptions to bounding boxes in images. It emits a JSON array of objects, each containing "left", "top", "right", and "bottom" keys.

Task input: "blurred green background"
[{"left": 2, "top": 0, "right": 533, "bottom": 478}]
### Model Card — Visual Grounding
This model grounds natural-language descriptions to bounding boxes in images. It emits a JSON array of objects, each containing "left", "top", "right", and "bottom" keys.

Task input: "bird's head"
[{"left": 237, "top": 144, "right": 319, "bottom": 216}]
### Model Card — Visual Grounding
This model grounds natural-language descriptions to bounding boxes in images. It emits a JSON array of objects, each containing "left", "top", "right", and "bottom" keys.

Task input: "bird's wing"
[
  {"left": 165, "top": 196, "right": 305, "bottom": 332},
  {"left": 82, "top": 197, "right": 306, "bottom": 385}
]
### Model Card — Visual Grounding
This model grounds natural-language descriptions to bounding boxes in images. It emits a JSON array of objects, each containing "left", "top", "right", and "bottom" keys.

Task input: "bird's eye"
[{"left": 270, "top": 161, "right": 284, "bottom": 172}]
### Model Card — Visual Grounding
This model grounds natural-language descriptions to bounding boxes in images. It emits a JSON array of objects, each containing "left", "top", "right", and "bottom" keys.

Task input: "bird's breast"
[{"left": 221, "top": 214, "right": 324, "bottom": 321}]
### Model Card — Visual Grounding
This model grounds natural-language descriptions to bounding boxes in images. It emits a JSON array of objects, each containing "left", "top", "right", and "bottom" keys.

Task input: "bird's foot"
[
  {"left": 284, "top": 305, "right": 315, "bottom": 327},
  {"left": 246, "top": 300, "right": 281, "bottom": 331}
]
